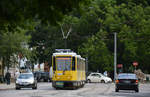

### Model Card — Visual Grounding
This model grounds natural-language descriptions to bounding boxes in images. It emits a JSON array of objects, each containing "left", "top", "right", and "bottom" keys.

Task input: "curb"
[
  {"left": 0, "top": 83, "right": 15, "bottom": 91},
  {"left": 0, "top": 88, "right": 14, "bottom": 91}
]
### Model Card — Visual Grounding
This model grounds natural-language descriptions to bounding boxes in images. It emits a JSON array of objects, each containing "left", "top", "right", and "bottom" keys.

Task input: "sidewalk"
[{"left": 0, "top": 83, "right": 15, "bottom": 90}]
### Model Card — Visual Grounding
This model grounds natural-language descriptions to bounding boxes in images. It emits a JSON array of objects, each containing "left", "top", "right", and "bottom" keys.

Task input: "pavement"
[
  {"left": 0, "top": 83, "right": 15, "bottom": 90},
  {"left": 1, "top": 82, "right": 150, "bottom": 97}
]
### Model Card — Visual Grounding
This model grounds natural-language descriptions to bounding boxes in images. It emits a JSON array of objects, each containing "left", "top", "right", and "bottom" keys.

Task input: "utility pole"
[
  {"left": 65, "top": 39, "right": 67, "bottom": 49},
  {"left": 114, "top": 32, "right": 117, "bottom": 81},
  {"left": 86, "top": 56, "right": 88, "bottom": 72}
]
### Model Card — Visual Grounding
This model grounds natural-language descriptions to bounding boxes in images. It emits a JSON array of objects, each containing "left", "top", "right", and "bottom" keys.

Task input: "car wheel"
[
  {"left": 16, "top": 87, "right": 20, "bottom": 90},
  {"left": 44, "top": 79, "right": 48, "bottom": 82},
  {"left": 135, "top": 88, "right": 139, "bottom": 92},
  {"left": 32, "top": 84, "right": 37, "bottom": 89},
  {"left": 87, "top": 79, "right": 91, "bottom": 83},
  {"left": 101, "top": 80, "right": 105, "bottom": 83},
  {"left": 32, "top": 86, "right": 37, "bottom": 89},
  {"left": 115, "top": 88, "right": 119, "bottom": 92},
  {"left": 56, "top": 87, "right": 60, "bottom": 90}
]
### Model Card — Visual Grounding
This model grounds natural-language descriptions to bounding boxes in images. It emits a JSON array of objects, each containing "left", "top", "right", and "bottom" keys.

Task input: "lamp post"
[{"left": 114, "top": 32, "right": 117, "bottom": 81}]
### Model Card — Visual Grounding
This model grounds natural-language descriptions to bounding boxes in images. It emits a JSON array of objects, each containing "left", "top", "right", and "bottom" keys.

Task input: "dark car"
[
  {"left": 40, "top": 72, "right": 50, "bottom": 82},
  {"left": 34, "top": 71, "right": 50, "bottom": 82},
  {"left": 115, "top": 73, "right": 139, "bottom": 92},
  {"left": 34, "top": 71, "right": 41, "bottom": 82}
]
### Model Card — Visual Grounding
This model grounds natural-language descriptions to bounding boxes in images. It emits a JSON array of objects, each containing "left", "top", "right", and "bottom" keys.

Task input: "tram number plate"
[
  {"left": 56, "top": 82, "right": 64, "bottom": 86},
  {"left": 57, "top": 73, "right": 63, "bottom": 75}
]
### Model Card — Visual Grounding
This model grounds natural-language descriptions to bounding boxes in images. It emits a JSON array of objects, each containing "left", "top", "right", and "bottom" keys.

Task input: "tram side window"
[
  {"left": 80, "top": 59, "right": 82, "bottom": 71},
  {"left": 53, "top": 56, "right": 56, "bottom": 71},
  {"left": 79, "top": 59, "right": 82, "bottom": 71},
  {"left": 79, "top": 59, "right": 81, "bottom": 71},
  {"left": 83, "top": 60, "right": 85, "bottom": 71},
  {"left": 81, "top": 60, "right": 84, "bottom": 71},
  {"left": 72, "top": 57, "right": 75, "bottom": 70},
  {"left": 77, "top": 58, "right": 79, "bottom": 70},
  {"left": 77, "top": 58, "right": 80, "bottom": 71},
  {"left": 81, "top": 60, "right": 82, "bottom": 71}
]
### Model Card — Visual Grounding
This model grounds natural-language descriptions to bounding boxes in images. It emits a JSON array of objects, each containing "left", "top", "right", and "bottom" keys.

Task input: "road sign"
[
  {"left": 117, "top": 64, "right": 123, "bottom": 68},
  {"left": 133, "top": 61, "right": 138, "bottom": 66}
]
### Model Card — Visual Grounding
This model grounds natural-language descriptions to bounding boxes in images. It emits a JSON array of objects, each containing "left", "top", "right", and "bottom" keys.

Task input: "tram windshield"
[{"left": 56, "top": 57, "right": 71, "bottom": 71}]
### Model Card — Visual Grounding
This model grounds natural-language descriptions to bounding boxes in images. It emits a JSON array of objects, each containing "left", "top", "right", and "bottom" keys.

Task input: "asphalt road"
[{"left": 0, "top": 82, "right": 150, "bottom": 97}]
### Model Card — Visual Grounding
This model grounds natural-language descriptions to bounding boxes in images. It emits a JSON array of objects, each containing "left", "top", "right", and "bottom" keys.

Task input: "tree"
[
  {"left": 24, "top": 0, "right": 150, "bottom": 74},
  {"left": 0, "top": 0, "right": 90, "bottom": 66},
  {"left": 0, "top": 27, "right": 30, "bottom": 69},
  {"left": 0, "top": 0, "right": 90, "bottom": 30},
  {"left": 79, "top": 32, "right": 113, "bottom": 72},
  {"left": 78, "top": 0, "right": 150, "bottom": 73}
]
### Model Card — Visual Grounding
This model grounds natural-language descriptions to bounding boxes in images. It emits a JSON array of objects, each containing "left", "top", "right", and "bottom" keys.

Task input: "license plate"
[
  {"left": 21, "top": 82, "right": 29, "bottom": 85},
  {"left": 56, "top": 82, "right": 64, "bottom": 86},
  {"left": 57, "top": 73, "right": 63, "bottom": 75},
  {"left": 124, "top": 80, "right": 130, "bottom": 83}
]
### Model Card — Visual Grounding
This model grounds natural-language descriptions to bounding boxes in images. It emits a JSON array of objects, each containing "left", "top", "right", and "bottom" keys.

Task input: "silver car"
[{"left": 15, "top": 73, "right": 37, "bottom": 90}]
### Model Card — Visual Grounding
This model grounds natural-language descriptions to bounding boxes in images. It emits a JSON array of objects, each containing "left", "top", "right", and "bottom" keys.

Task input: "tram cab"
[{"left": 52, "top": 49, "right": 86, "bottom": 89}]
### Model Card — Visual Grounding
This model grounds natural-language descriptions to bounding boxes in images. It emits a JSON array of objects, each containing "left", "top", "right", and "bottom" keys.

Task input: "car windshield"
[
  {"left": 118, "top": 73, "right": 137, "bottom": 79},
  {"left": 56, "top": 57, "right": 71, "bottom": 71},
  {"left": 18, "top": 74, "right": 33, "bottom": 79}
]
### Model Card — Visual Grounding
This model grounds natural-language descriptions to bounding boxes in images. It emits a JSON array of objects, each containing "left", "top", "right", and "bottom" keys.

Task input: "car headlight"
[
  {"left": 105, "top": 78, "right": 110, "bottom": 82},
  {"left": 28, "top": 80, "right": 34, "bottom": 84},
  {"left": 110, "top": 79, "right": 112, "bottom": 81},
  {"left": 16, "top": 80, "right": 20, "bottom": 84}
]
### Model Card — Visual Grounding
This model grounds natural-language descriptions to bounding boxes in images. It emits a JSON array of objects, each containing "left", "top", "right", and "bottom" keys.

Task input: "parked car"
[
  {"left": 40, "top": 72, "right": 50, "bottom": 82},
  {"left": 34, "top": 71, "right": 41, "bottom": 82},
  {"left": 34, "top": 71, "right": 50, "bottom": 82},
  {"left": 15, "top": 72, "right": 37, "bottom": 90},
  {"left": 87, "top": 73, "right": 112, "bottom": 83},
  {"left": 115, "top": 73, "right": 139, "bottom": 92}
]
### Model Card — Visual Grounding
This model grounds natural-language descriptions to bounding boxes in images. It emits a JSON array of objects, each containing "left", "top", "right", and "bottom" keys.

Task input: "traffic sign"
[
  {"left": 117, "top": 64, "right": 123, "bottom": 68},
  {"left": 133, "top": 61, "right": 138, "bottom": 66}
]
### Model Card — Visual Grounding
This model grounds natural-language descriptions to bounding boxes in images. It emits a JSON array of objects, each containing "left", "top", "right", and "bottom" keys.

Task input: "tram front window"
[{"left": 56, "top": 57, "right": 71, "bottom": 71}]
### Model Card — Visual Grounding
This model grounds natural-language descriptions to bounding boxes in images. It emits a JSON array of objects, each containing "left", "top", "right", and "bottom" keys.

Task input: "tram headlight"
[{"left": 56, "top": 77, "right": 60, "bottom": 79}]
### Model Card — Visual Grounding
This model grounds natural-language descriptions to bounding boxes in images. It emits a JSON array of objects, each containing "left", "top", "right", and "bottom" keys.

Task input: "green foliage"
[
  {"left": 79, "top": 33, "right": 113, "bottom": 72},
  {"left": 0, "top": 0, "right": 90, "bottom": 27},
  {"left": 29, "top": 0, "right": 150, "bottom": 73},
  {"left": 1, "top": 0, "right": 150, "bottom": 74},
  {"left": 0, "top": 27, "right": 30, "bottom": 55},
  {"left": 0, "top": 27, "right": 30, "bottom": 68},
  {"left": 78, "top": 0, "right": 150, "bottom": 73},
  {"left": 0, "top": 0, "right": 90, "bottom": 68}
]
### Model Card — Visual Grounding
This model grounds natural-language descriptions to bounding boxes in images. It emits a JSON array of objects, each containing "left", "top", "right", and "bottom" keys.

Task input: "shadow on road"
[{"left": 115, "top": 90, "right": 137, "bottom": 93}]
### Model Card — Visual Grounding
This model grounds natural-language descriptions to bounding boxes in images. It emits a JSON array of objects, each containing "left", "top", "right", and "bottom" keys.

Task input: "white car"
[
  {"left": 87, "top": 73, "right": 112, "bottom": 83},
  {"left": 15, "top": 72, "right": 37, "bottom": 90}
]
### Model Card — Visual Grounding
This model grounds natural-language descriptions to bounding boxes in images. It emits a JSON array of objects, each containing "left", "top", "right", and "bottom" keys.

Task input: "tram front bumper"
[{"left": 52, "top": 81, "right": 83, "bottom": 88}]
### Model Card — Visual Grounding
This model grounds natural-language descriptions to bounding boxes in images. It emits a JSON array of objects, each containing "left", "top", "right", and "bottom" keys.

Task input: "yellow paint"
[{"left": 52, "top": 55, "right": 86, "bottom": 82}]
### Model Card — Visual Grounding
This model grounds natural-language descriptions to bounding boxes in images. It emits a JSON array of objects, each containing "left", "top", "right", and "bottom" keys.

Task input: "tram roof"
[
  {"left": 53, "top": 52, "right": 85, "bottom": 60},
  {"left": 53, "top": 52, "right": 77, "bottom": 56},
  {"left": 53, "top": 49, "right": 85, "bottom": 60}
]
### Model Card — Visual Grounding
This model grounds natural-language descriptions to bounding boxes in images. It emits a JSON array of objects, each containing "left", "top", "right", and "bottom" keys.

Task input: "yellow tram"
[{"left": 52, "top": 49, "right": 86, "bottom": 89}]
